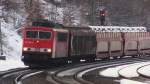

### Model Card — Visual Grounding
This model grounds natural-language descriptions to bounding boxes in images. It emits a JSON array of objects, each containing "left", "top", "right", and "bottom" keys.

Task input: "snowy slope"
[
  {"left": 0, "top": 0, "right": 62, "bottom": 71},
  {"left": 0, "top": 3, "right": 26, "bottom": 70},
  {"left": 0, "top": 20, "right": 26, "bottom": 71},
  {"left": 1, "top": 20, "right": 22, "bottom": 60},
  {"left": 0, "top": 0, "right": 60, "bottom": 71},
  {"left": 0, "top": 59, "right": 25, "bottom": 71}
]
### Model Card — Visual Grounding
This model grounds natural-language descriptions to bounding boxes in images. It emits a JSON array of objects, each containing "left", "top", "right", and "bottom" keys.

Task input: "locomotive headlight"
[
  {"left": 47, "top": 49, "right": 52, "bottom": 53},
  {"left": 23, "top": 47, "right": 28, "bottom": 51}
]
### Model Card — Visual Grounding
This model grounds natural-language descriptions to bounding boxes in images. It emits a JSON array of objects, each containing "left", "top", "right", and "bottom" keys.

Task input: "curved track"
[
  {"left": 137, "top": 64, "right": 150, "bottom": 78},
  {"left": 48, "top": 57, "right": 150, "bottom": 84},
  {"left": 14, "top": 70, "right": 44, "bottom": 84},
  {"left": 0, "top": 67, "right": 29, "bottom": 84},
  {"left": 77, "top": 57, "right": 150, "bottom": 84},
  {"left": 1, "top": 57, "right": 150, "bottom": 84},
  {"left": 118, "top": 62, "right": 150, "bottom": 78}
]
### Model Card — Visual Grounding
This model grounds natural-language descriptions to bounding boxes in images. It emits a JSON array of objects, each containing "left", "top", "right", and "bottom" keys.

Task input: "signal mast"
[{"left": 99, "top": 9, "right": 106, "bottom": 26}]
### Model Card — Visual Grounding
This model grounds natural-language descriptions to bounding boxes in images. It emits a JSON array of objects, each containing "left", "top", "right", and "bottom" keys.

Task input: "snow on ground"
[
  {"left": 120, "top": 79, "right": 148, "bottom": 84},
  {"left": 0, "top": 59, "right": 26, "bottom": 71},
  {"left": 0, "top": 15, "right": 26, "bottom": 71},
  {"left": 100, "top": 64, "right": 129, "bottom": 77},
  {"left": 0, "top": 20, "right": 26, "bottom": 71},
  {"left": 100, "top": 62, "right": 150, "bottom": 78},
  {"left": 138, "top": 65, "right": 150, "bottom": 77},
  {"left": 119, "top": 62, "right": 150, "bottom": 78}
]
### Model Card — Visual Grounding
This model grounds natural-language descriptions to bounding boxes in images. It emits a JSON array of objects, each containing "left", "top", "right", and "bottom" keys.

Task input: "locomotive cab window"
[
  {"left": 57, "top": 32, "right": 68, "bottom": 41},
  {"left": 26, "top": 31, "right": 51, "bottom": 39},
  {"left": 39, "top": 31, "right": 51, "bottom": 39},
  {"left": 26, "top": 31, "right": 38, "bottom": 38}
]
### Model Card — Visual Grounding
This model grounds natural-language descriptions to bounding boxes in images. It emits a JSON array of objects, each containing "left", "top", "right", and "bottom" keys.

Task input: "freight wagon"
[{"left": 96, "top": 32, "right": 150, "bottom": 59}]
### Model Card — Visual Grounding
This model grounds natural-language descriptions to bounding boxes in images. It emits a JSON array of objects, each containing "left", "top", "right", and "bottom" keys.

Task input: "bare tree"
[{"left": 24, "top": 0, "right": 44, "bottom": 24}]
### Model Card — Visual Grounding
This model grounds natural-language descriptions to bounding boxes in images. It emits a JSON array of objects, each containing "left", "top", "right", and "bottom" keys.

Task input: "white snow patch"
[
  {"left": 100, "top": 64, "right": 129, "bottom": 77},
  {"left": 1, "top": 20, "right": 22, "bottom": 60},
  {"left": 0, "top": 59, "right": 26, "bottom": 71},
  {"left": 120, "top": 79, "right": 148, "bottom": 84},
  {"left": 100, "top": 62, "right": 150, "bottom": 78},
  {"left": 119, "top": 62, "right": 150, "bottom": 78},
  {"left": 138, "top": 65, "right": 150, "bottom": 77}
]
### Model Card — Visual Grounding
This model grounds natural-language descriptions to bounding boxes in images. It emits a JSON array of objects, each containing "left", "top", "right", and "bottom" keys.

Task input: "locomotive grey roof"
[{"left": 89, "top": 26, "right": 147, "bottom": 32}]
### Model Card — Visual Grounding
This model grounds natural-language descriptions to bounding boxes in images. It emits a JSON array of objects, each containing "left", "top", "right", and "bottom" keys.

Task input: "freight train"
[
  {"left": 22, "top": 21, "right": 96, "bottom": 66},
  {"left": 21, "top": 20, "right": 150, "bottom": 67}
]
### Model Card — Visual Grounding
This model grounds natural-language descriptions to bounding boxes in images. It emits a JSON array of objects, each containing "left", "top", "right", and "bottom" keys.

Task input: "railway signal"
[{"left": 99, "top": 10, "right": 105, "bottom": 26}]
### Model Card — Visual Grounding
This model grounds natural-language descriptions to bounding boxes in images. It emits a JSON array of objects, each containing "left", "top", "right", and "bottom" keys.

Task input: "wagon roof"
[{"left": 89, "top": 26, "right": 147, "bottom": 32}]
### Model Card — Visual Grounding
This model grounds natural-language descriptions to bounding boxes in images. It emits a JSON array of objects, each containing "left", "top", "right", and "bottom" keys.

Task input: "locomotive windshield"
[
  {"left": 26, "top": 31, "right": 38, "bottom": 38},
  {"left": 26, "top": 31, "right": 51, "bottom": 39},
  {"left": 39, "top": 31, "right": 51, "bottom": 39}
]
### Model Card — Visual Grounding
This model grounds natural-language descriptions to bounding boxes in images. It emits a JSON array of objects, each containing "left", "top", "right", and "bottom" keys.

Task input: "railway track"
[
  {"left": 137, "top": 64, "right": 150, "bottom": 78},
  {"left": 118, "top": 62, "right": 150, "bottom": 78},
  {"left": 48, "top": 57, "right": 150, "bottom": 84},
  {"left": 0, "top": 67, "right": 29, "bottom": 84},
  {"left": 0, "top": 67, "right": 51, "bottom": 84},
  {"left": 84, "top": 57, "right": 150, "bottom": 84},
  {"left": 14, "top": 70, "right": 44, "bottom": 84},
  {"left": 1, "top": 57, "right": 150, "bottom": 84},
  {"left": 77, "top": 57, "right": 150, "bottom": 84},
  {"left": 115, "top": 63, "right": 150, "bottom": 84}
]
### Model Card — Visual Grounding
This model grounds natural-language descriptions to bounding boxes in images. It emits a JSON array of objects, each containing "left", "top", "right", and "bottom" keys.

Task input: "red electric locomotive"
[{"left": 22, "top": 20, "right": 97, "bottom": 66}]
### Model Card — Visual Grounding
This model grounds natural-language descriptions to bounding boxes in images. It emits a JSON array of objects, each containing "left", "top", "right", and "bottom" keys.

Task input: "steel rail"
[
  {"left": 14, "top": 70, "right": 44, "bottom": 84},
  {"left": 74, "top": 59, "right": 150, "bottom": 84},
  {"left": 137, "top": 64, "right": 150, "bottom": 78},
  {"left": 50, "top": 58, "right": 149, "bottom": 84}
]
